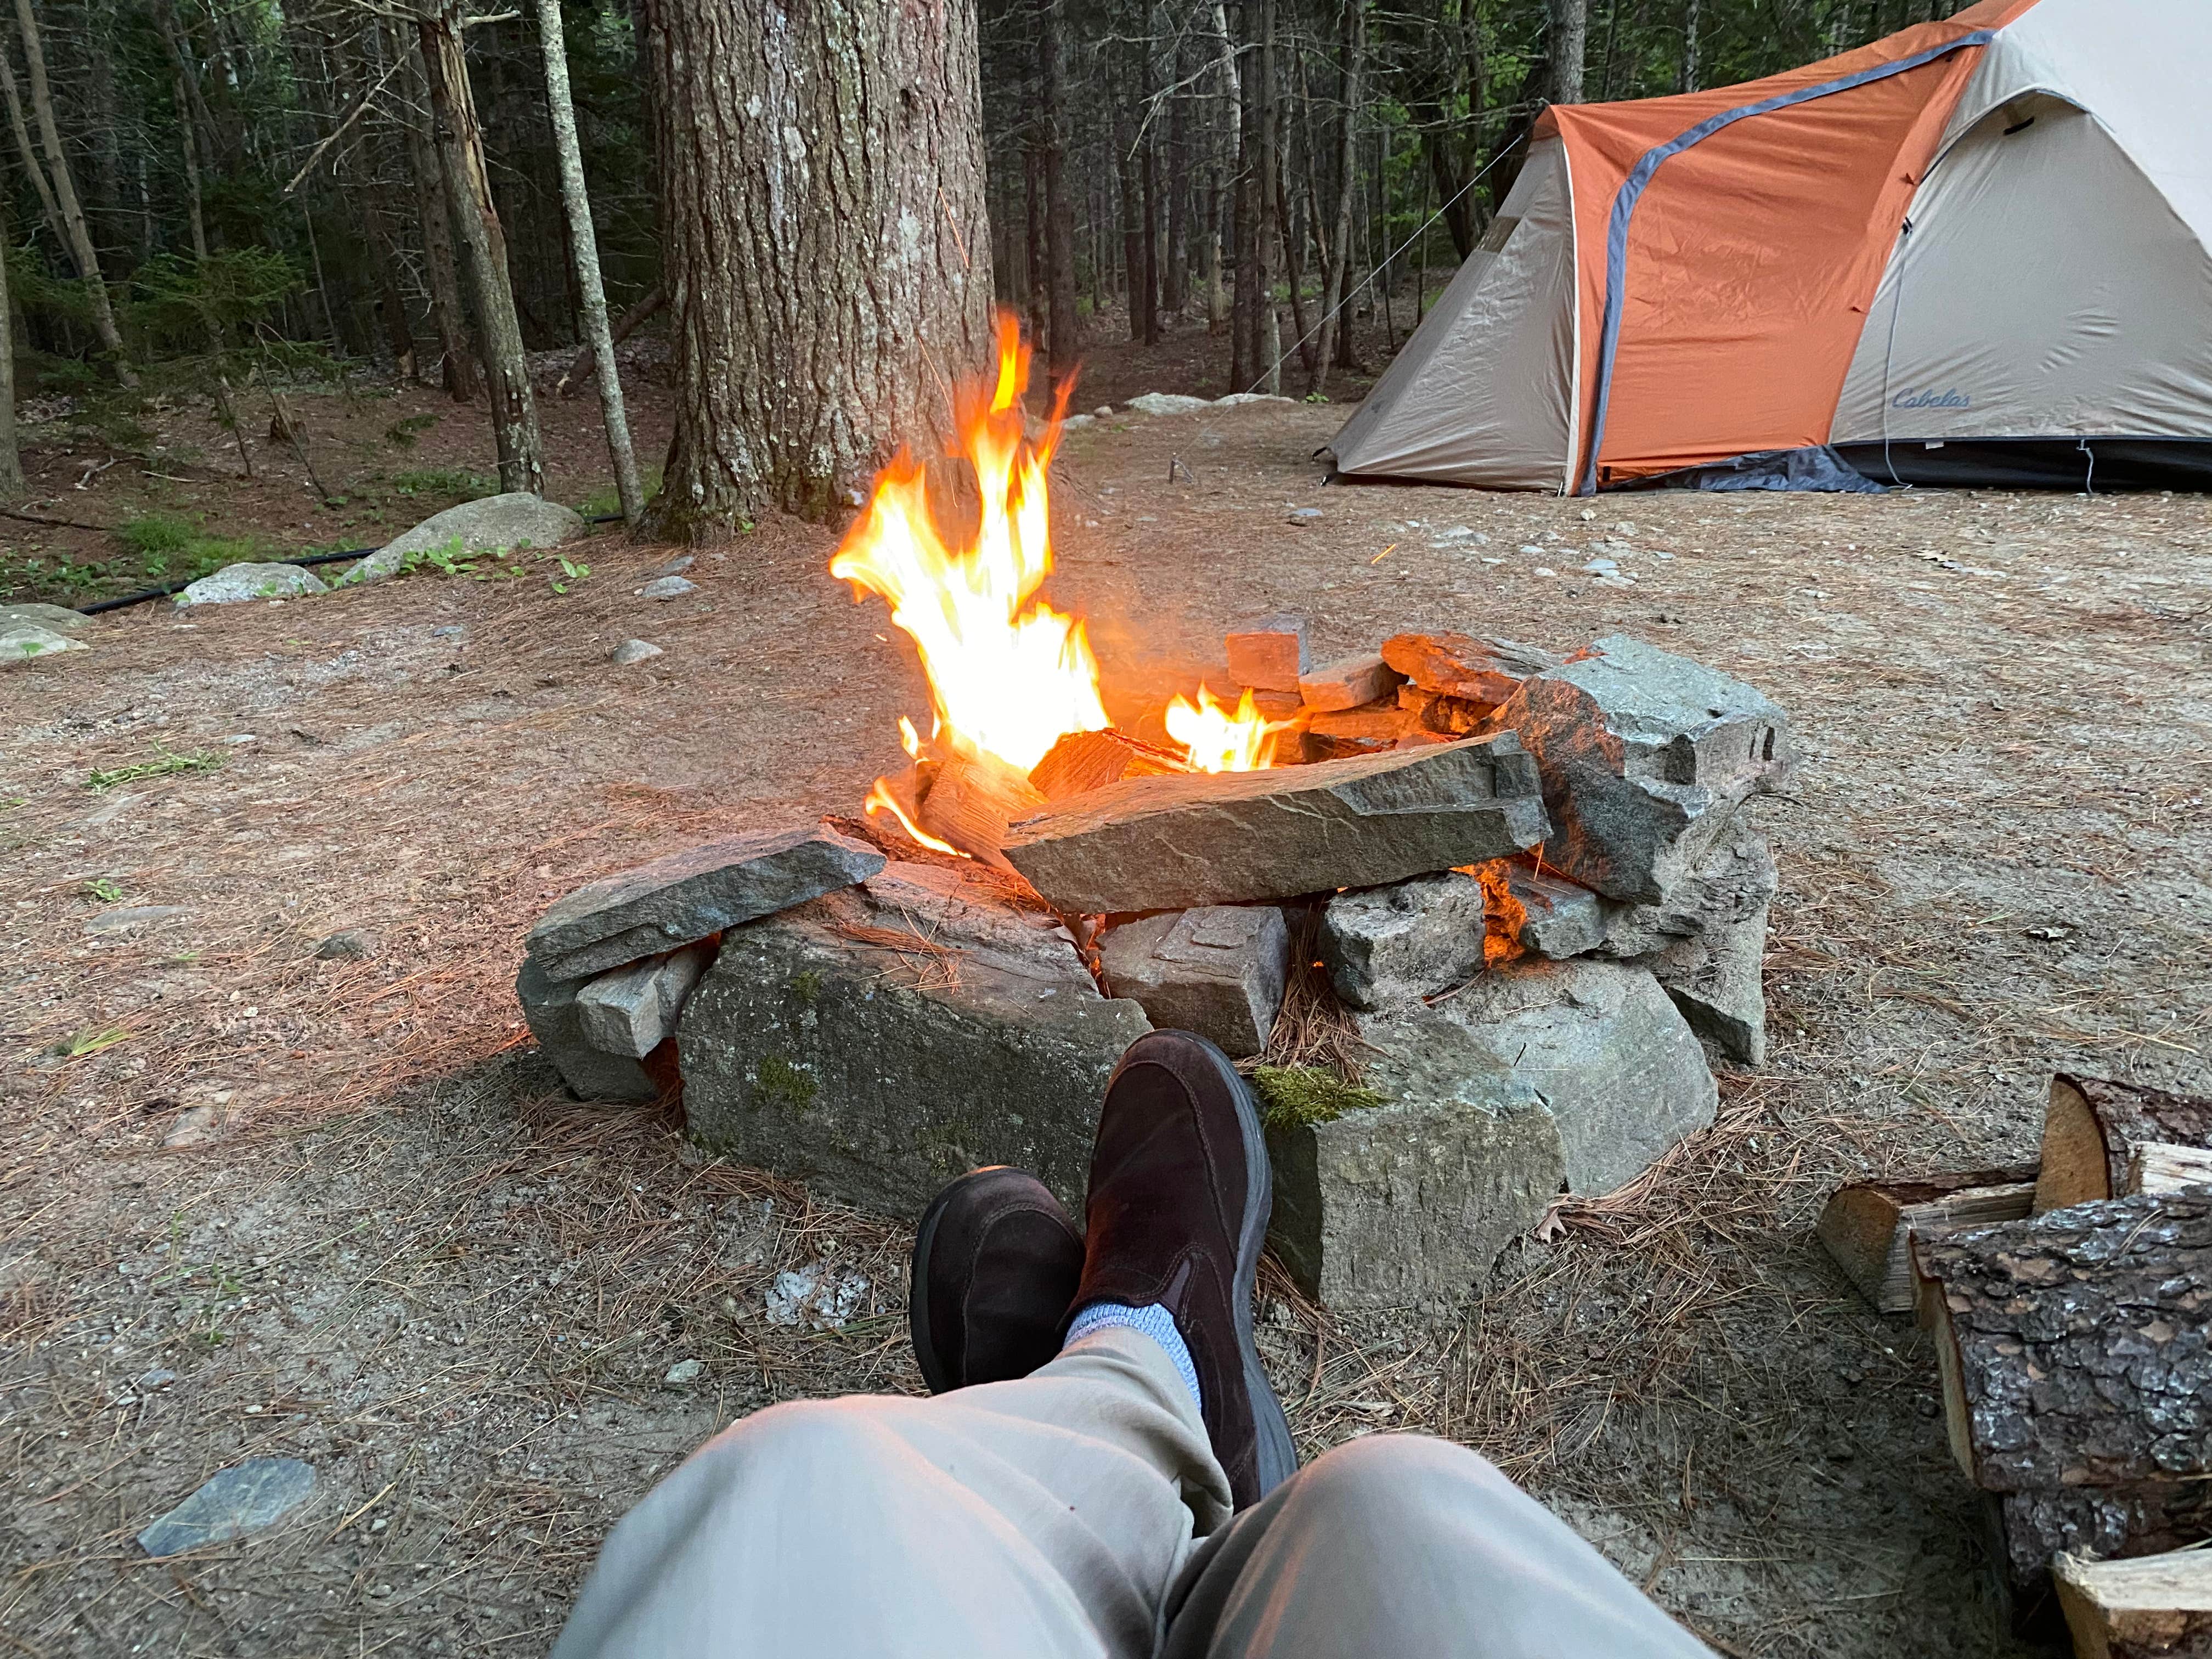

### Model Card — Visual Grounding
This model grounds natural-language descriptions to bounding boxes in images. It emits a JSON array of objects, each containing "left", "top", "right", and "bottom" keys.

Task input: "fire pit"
[{"left": 517, "top": 320, "right": 1793, "bottom": 1307}]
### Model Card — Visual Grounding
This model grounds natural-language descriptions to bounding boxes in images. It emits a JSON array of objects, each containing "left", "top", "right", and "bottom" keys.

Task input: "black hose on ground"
[{"left": 71, "top": 514, "right": 628, "bottom": 617}]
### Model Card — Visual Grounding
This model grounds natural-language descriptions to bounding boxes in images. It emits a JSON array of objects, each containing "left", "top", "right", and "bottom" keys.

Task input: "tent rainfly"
[{"left": 1326, "top": 0, "right": 2212, "bottom": 494}]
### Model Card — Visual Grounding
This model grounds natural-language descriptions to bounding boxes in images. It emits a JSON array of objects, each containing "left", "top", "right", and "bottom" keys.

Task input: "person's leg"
[
  {"left": 1158, "top": 1435, "right": 1716, "bottom": 1659},
  {"left": 549, "top": 1324, "right": 1230, "bottom": 1659}
]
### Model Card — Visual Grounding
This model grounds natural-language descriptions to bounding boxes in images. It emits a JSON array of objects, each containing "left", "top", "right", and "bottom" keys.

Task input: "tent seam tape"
[{"left": 1576, "top": 29, "right": 1997, "bottom": 496}]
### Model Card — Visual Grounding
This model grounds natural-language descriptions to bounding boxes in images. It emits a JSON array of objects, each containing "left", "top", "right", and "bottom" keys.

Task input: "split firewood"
[
  {"left": 1989, "top": 1485, "right": 2212, "bottom": 1638},
  {"left": 1398, "top": 682, "right": 1494, "bottom": 735},
  {"left": 2055, "top": 1547, "right": 2212, "bottom": 1659},
  {"left": 1028, "top": 729, "right": 1187, "bottom": 801},
  {"left": 914, "top": 748, "right": 1047, "bottom": 872},
  {"left": 1814, "top": 1166, "right": 2037, "bottom": 1314},
  {"left": 2035, "top": 1075, "right": 2212, "bottom": 1212},
  {"left": 1911, "top": 1192, "right": 2212, "bottom": 1492},
  {"left": 2129, "top": 1143, "right": 2212, "bottom": 1198}
]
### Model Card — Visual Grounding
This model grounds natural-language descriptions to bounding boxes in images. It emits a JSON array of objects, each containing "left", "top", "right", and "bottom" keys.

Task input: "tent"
[{"left": 1326, "top": 0, "right": 2212, "bottom": 494}]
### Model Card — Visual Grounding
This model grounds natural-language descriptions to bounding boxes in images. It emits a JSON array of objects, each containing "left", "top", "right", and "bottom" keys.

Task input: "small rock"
[
  {"left": 663, "top": 1358, "right": 705, "bottom": 1385},
  {"left": 176, "top": 563, "right": 329, "bottom": 607},
  {"left": 314, "top": 928, "right": 373, "bottom": 961},
  {"left": 339, "top": 493, "right": 586, "bottom": 586},
  {"left": 137, "top": 1458, "right": 317, "bottom": 1558},
  {"left": 637, "top": 575, "right": 697, "bottom": 601},
  {"left": 137, "top": 1368, "right": 178, "bottom": 1391},
  {"left": 1125, "top": 392, "right": 1212, "bottom": 417},
  {"left": 609, "top": 639, "right": 664, "bottom": 665},
  {"left": 1212, "top": 392, "right": 1293, "bottom": 407},
  {"left": 432, "top": 624, "right": 468, "bottom": 640},
  {"left": 764, "top": 1264, "right": 869, "bottom": 1329},
  {"left": 1299, "top": 653, "right": 1402, "bottom": 714},
  {"left": 1092, "top": 405, "right": 1114, "bottom": 419},
  {"left": 649, "top": 554, "right": 695, "bottom": 580},
  {"left": 1318, "top": 871, "right": 1488, "bottom": 1009},
  {"left": 1099, "top": 906, "right": 1291, "bottom": 1058},
  {"left": 163, "top": 1105, "right": 222, "bottom": 1148},
  {"left": 575, "top": 943, "right": 715, "bottom": 1058},
  {"left": 87, "top": 905, "right": 187, "bottom": 935},
  {"left": 1, "top": 624, "right": 87, "bottom": 662},
  {"left": 1285, "top": 507, "right": 1323, "bottom": 524},
  {"left": 1381, "top": 633, "right": 1556, "bottom": 706}
]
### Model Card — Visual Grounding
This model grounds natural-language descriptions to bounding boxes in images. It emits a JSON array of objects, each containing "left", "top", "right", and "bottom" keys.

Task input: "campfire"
[
  {"left": 830, "top": 314, "right": 1284, "bottom": 867},
  {"left": 516, "top": 314, "right": 1798, "bottom": 1310}
]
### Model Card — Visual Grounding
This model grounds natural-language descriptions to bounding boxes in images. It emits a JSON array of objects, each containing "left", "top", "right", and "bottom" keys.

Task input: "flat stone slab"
[
  {"left": 1224, "top": 613, "right": 1310, "bottom": 691},
  {"left": 1099, "top": 905, "right": 1291, "bottom": 1057},
  {"left": 1318, "top": 871, "right": 1488, "bottom": 1010},
  {"left": 516, "top": 956, "right": 658, "bottom": 1102},
  {"left": 1299, "top": 653, "right": 1401, "bottom": 713},
  {"left": 576, "top": 942, "right": 715, "bottom": 1058},
  {"left": 138, "top": 1458, "right": 317, "bottom": 1557},
  {"left": 679, "top": 864, "right": 1153, "bottom": 1216},
  {"left": 341, "top": 492, "right": 585, "bottom": 585},
  {"left": 528, "top": 822, "right": 885, "bottom": 980},
  {"left": 1002, "top": 736, "right": 1548, "bottom": 913},
  {"left": 1487, "top": 635, "right": 1790, "bottom": 905},
  {"left": 1381, "top": 633, "right": 1557, "bottom": 706},
  {"left": 176, "top": 562, "right": 329, "bottom": 606}
]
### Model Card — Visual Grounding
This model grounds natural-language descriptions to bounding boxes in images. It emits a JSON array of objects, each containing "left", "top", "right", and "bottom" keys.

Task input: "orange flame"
[
  {"left": 1166, "top": 685, "right": 1286, "bottom": 772},
  {"left": 831, "top": 313, "right": 1109, "bottom": 781}
]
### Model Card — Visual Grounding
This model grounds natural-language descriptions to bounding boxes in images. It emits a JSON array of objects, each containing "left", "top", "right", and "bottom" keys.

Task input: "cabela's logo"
[{"left": 1892, "top": 387, "right": 1972, "bottom": 409}]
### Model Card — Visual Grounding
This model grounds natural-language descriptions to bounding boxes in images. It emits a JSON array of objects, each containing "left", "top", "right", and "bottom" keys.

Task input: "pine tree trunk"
[
  {"left": 0, "top": 215, "right": 21, "bottom": 498},
  {"left": 418, "top": 5, "right": 544, "bottom": 495},
  {"left": 1037, "top": 0, "right": 1079, "bottom": 383},
  {"left": 1547, "top": 0, "right": 1589, "bottom": 105},
  {"left": 639, "top": 0, "right": 992, "bottom": 537},
  {"left": 1309, "top": 0, "right": 1362, "bottom": 396},
  {"left": 1253, "top": 0, "right": 1281, "bottom": 394},
  {"left": 1163, "top": 43, "right": 1188, "bottom": 317},
  {"left": 0, "top": 52, "right": 64, "bottom": 253},
  {"left": 9, "top": 0, "right": 131, "bottom": 383},
  {"left": 402, "top": 31, "right": 479, "bottom": 400},
  {"left": 533, "top": 0, "right": 643, "bottom": 523}
]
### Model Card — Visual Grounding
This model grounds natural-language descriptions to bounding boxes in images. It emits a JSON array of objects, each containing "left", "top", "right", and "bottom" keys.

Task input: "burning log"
[
  {"left": 2035, "top": 1075, "right": 2212, "bottom": 1212},
  {"left": 1382, "top": 631, "right": 1558, "bottom": 706},
  {"left": 1815, "top": 1167, "right": 2037, "bottom": 1314},
  {"left": 1028, "top": 728, "right": 1186, "bottom": 801},
  {"left": 1911, "top": 1192, "right": 2212, "bottom": 1493},
  {"left": 913, "top": 747, "right": 1047, "bottom": 872}
]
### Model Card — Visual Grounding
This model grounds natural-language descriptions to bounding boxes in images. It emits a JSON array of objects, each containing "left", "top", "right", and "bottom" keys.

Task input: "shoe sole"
[
  {"left": 909, "top": 1165, "right": 1013, "bottom": 1395},
  {"left": 1181, "top": 1035, "right": 1300, "bottom": 1499}
]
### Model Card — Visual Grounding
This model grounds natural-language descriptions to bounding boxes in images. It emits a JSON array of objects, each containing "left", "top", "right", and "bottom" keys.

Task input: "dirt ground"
[{"left": 3, "top": 338, "right": 2209, "bottom": 1657}]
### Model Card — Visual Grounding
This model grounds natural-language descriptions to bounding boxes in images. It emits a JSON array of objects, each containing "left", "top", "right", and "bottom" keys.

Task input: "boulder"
[
  {"left": 1372, "top": 956, "right": 1717, "bottom": 1197},
  {"left": 1126, "top": 392, "right": 1212, "bottom": 416},
  {"left": 1486, "top": 635, "right": 1790, "bottom": 905},
  {"left": 1299, "top": 652, "right": 1401, "bottom": 713},
  {"left": 575, "top": 942, "right": 716, "bottom": 1058},
  {"left": 1318, "top": 872, "right": 1487, "bottom": 1010},
  {"left": 0, "top": 602, "right": 91, "bottom": 633},
  {"left": 1381, "top": 633, "right": 1557, "bottom": 705},
  {"left": 175, "top": 562, "right": 329, "bottom": 606},
  {"left": 526, "top": 821, "right": 884, "bottom": 980},
  {"left": 678, "top": 864, "right": 1153, "bottom": 1216},
  {"left": 1224, "top": 613, "right": 1309, "bottom": 691},
  {"left": 1, "top": 624, "right": 86, "bottom": 662},
  {"left": 515, "top": 955, "right": 658, "bottom": 1102},
  {"left": 1002, "top": 735, "right": 1548, "bottom": 914},
  {"left": 1099, "top": 905, "right": 1291, "bottom": 1057},
  {"left": 341, "top": 492, "right": 586, "bottom": 584}
]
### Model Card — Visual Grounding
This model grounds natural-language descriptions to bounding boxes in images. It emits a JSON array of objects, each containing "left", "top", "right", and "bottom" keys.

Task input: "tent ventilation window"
[{"left": 2001, "top": 98, "right": 2037, "bottom": 136}]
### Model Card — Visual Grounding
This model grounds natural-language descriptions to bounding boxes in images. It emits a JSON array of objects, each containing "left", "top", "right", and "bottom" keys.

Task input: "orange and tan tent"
[{"left": 1328, "top": 0, "right": 2212, "bottom": 493}]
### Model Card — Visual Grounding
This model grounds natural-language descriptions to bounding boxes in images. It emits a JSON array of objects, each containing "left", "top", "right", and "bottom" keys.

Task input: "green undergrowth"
[{"left": 1250, "top": 1065, "right": 1384, "bottom": 1133}]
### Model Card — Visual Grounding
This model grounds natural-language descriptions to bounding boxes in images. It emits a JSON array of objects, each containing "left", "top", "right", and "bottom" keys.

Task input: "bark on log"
[
  {"left": 639, "top": 0, "right": 992, "bottom": 536},
  {"left": 1814, "top": 1167, "right": 2037, "bottom": 1314},
  {"left": 1912, "top": 1193, "right": 2212, "bottom": 1492},
  {"left": 1988, "top": 1485, "right": 2212, "bottom": 1640},
  {"left": 2036, "top": 1075, "right": 2212, "bottom": 1213},
  {"left": 2056, "top": 1548, "right": 2212, "bottom": 1659}
]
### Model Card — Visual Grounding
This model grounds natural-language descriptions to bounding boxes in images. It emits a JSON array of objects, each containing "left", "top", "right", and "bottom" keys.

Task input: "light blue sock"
[{"left": 1064, "top": 1301, "right": 1202, "bottom": 1413}]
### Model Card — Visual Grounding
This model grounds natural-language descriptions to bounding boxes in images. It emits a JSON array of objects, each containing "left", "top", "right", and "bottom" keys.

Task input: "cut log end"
[
  {"left": 2055, "top": 1548, "right": 2212, "bottom": 1659},
  {"left": 915, "top": 748, "right": 1048, "bottom": 872}
]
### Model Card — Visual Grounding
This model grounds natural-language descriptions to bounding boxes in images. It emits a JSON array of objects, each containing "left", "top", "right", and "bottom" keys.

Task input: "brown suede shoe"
[
  {"left": 1071, "top": 1030, "right": 1297, "bottom": 1508},
  {"left": 909, "top": 1166, "right": 1085, "bottom": 1393}
]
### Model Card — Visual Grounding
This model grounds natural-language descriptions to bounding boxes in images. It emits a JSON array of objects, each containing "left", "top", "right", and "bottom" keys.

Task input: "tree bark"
[
  {"left": 1252, "top": 0, "right": 1280, "bottom": 393},
  {"left": 1814, "top": 1166, "right": 2036, "bottom": 1314},
  {"left": 1989, "top": 1484, "right": 2212, "bottom": 1639},
  {"left": 2035, "top": 1075, "right": 2212, "bottom": 1214},
  {"left": 402, "top": 32, "right": 479, "bottom": 400},
  {"left": 9, "top": 0, "right": 131, "bottom": 383},
  {"left": 0, "top": 48, "right": 62, "bottom": 253},
  {"left": 418, "top": 5, "right": 544, "bottom": 495},
  {"left": 557, "top": 286, "right": 665, "bottom": 397},
  {"left": 534, "top": 0, "right": 643, "bottom": 523},
  {"left": 1914, "top": 1193, "right": 2212, "bottom": 1493},
  {"left": 1546, "top": 0, "right": 1589, "bottom": 106},
  {"left": 639, "top": 0, "right": 993, "bottom": 537},
  {"left": 1037, "top": 0, "right": 1079, "bottom": 383},
  {"left": 0, "top": 214, "right": 20, "bottom": 498},
  {"left": 1307, "top": 0, "right": 1362, "bottom": 396},
  {"left": 1679, "top": 0, "right": 1701, "bottom": 92}
]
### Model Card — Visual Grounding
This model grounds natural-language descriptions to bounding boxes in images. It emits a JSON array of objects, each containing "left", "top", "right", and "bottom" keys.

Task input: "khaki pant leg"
[
  {"left": 551, "top": 1327, "right": 1231, "bottom": 1659},
  {"left": 1159, "top": 1435, "right": 1716, "bottom": 1659}
]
